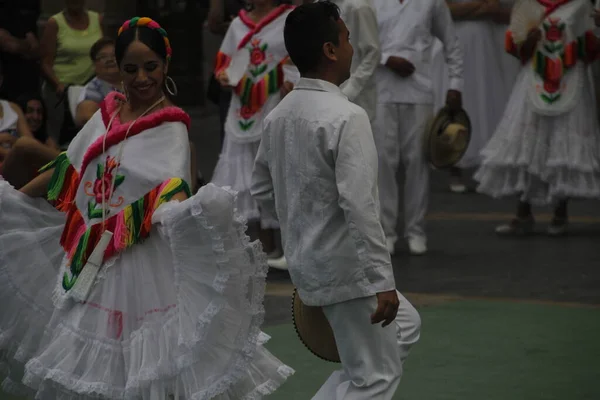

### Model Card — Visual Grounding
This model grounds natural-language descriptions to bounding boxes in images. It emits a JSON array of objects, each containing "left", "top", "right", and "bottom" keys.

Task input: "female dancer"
[
  {"left": 476, "top": 0, "right": 600, "bottom": 236},
  {"left": 433, "top": 0, "right": 518, "bottom": 193},
  {"left": 212, "top": 0, "right": 295, "bottom": 258},
  {"left": 0, "top": 17, "right": 292, "bottom": 399}
]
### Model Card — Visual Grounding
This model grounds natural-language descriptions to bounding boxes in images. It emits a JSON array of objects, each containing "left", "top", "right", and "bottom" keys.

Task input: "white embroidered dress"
[
  {"left": 0, "top": 92, "right": 293, "bottom": 400},
  {"left": 475, "top": 0, "right": 600, "bottom": 205},
  {"left": 211, "top": 5, "right": 294, "bottom": 228}
]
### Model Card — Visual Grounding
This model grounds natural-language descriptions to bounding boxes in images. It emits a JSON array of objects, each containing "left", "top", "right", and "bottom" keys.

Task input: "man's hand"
[
  {"left": 371, "top": 290, "right": 400, "bottom": 327},
  {"left": 385, "top": 56, "right": 415, "bottom": 78},
  {"left": 280, "top": 81, "right": 294, "bottom": 97},
  {"left": 446, "top": 90, "right": 463, "bottom": 113},
  {"left": 474, "top": 0, "right": 500, "bottom": 19}
]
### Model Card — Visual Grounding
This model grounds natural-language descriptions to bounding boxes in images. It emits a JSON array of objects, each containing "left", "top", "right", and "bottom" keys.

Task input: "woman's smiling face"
[{"left": 119, "top": 40, "right": 166, "bottom": 104}]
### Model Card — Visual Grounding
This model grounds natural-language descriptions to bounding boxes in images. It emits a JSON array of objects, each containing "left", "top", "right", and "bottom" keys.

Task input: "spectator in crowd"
[
  {"left": 74, "top": 37, "right": 120, "bottom": 126},
  {"left": 0, "top": 94, "right": 60, "bottom": 188},
  {"left": 0, "top": 98, "right": 34, "bottom": 163},
  {"left": 40, "top": 0, "right": 103, "bottom": 145},
  {"left": 16, "top": 93, "right": 58, "bottom": 149},
  {"left": 0, "top": 0, "right": 41, "bottom": 102}
]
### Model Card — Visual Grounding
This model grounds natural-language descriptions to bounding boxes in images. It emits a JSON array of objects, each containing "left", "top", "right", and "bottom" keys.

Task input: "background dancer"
[
  {"left": 476, "top": 0, "right": 600, "bottom": 236},
  {"left": 211, "top": 0, "right": 296, "bottom": 259},
  {"left": 372, "top": 0, "right": 464, "bottom": 255}
]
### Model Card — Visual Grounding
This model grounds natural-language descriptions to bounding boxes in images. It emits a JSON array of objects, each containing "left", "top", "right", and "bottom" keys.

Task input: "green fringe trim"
[{"left": 40, "top": 152, "right": 73, "bottom": 201}]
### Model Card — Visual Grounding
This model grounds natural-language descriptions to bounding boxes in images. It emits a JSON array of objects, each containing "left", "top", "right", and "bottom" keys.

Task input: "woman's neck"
[
  {"left": 250, "top": 3, "right": 277, "bottom": 21},
  {"left": 125, "top": 95, "right": 167, "bottom": 119},
  {"left": 64, "top": 8, "right": 86, "bottom": 19}
]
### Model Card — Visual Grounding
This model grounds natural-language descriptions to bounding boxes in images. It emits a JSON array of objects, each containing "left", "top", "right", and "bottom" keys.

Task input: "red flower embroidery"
[
  {"left": 545, "top": 20, "right": 562, "bottom": 42},
  {"left": 91, "top": 156, "right": 122, "bottom": 204},
  {"left": 544, "top": 80, "right": 560, "bottom": 94},
  {"left": 93, "top": 175, "right": 114, "bottom": 204},
  {"left": 239, "top": 105, "right": 255, "bottom": 120},
  {"left": 250, "top": 48, "right": 266, "bottom": 65}
]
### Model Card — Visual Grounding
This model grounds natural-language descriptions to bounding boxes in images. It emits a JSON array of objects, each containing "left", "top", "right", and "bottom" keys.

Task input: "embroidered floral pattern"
[
  {"left": 247, "top": 38, "right": 269, "bottom": 77},
  {"left": 543, "top": 18, "right": 565, "bottom": 53},
  {"left": 238, "top": 105, "right": 257, "bottom": 130},
  {"left": 84, "top": 155, "right": 125, "bottom": 219},
  {"left": 536, "top": 17, "right": 568, "bottom": 104}
]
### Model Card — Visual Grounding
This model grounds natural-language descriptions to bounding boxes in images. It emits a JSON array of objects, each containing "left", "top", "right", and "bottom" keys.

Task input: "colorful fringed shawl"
[
  {"left": 504, "top": 0, "right": 599, "bottom": 115},
  {"left": 42, "top": 92, "right": 192, "bottom": 291},
  {"left": 214, "top": 4, "right": 294, "bottom": 143}
]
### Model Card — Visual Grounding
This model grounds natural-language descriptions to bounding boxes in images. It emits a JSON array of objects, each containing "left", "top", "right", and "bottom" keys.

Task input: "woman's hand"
[
  {"left": 55, "top": 83, "right": 66, "bottom": 97},
  {"left": 521, "top": 27, "right": 542, "bottom": 61},
  {"left": 216, "top": 70, "right": 231, "bottom": 87},
  {"left": 280, "top": 81, "right": 294, "bottom": 97},
  {"left": 0, "top": 132, "right": 17, "bottom": 149}
]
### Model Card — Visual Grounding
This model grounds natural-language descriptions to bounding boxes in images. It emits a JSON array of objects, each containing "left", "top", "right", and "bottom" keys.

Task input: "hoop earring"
[{"left": 165, "top": 76, "right": 178, "bottom": 96}]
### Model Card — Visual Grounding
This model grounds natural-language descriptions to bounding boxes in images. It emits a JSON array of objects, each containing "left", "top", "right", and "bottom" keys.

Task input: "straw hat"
[
  {"left": 423, "top": 106, "right": 472, "bottom": 169},
  {"left": 291, "top": 289, "right": 340, "bottom": 363}
]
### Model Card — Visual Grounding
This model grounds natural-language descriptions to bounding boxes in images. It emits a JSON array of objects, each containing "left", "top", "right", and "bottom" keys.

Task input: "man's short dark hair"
[
  {"left": 90, "top": 37, "right": 115, "bottom": 61},
  {"left": 284, "top": 1, "right": 341, "bottom": 75}
]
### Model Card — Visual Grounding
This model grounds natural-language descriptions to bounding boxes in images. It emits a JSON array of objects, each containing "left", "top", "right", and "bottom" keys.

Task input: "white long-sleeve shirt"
[
  {"left": 374, "top": 0, "right": 463, "bottom": 104},
  {"left": 251, "top": 78, "right": 395, "bottom": 307},
  {"left": 335, "top": 0, "right": 381, "bottom": 121}
]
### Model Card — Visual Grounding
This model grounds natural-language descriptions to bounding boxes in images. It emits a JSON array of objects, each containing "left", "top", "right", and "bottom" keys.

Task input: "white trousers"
[
  {"left": 373, "top": 103, "right": 433, "bottom": 240},
  {"left": 312, "top": 291, "right": 421, "bottom": 400}
]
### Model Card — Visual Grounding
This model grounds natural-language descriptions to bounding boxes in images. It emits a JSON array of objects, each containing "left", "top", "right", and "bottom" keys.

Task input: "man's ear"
[{"left": 322, "top": 42, "right": 338, "bottom": 62}]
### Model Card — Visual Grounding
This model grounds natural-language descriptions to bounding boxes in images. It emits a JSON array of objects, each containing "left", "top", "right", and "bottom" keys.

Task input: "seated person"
[
  {"left": 1, "top": 94, "right": 59, "bottom": 188},
  {"left": 16, "top": 93, "right": 59, "bottom": 149},
  {"left": 0, "top": 97, "right": 33, "bottom": 165},
  {"left": 74, "top": 37, "right": 120, "bottom": 127}
]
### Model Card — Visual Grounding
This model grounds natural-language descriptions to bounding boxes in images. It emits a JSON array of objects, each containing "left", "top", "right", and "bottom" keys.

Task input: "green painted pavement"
[
  {"left": 262, "top": 300, "right": 600, "bottom": 400},
  {"left": 2, "top": 300, "right": 599, "bottom": 399}
]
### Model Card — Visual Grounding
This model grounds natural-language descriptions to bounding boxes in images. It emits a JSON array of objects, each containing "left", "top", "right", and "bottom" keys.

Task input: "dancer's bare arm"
[{"left": 19, "top": 169, "right": 53, "bottom": 198}]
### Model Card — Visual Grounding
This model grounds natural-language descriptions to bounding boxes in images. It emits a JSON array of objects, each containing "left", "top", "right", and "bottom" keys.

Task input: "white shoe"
[
  {"left": 386, "top": 236, "right": 397, "bottom": 255},
  {"left": 267, "top": 255, "right": 288, "bottom": 270},
  {"left": 408, "top": 236, "right": 427, "bottom": 255},
  {"left": 449, "top": 182, "right": 467, "bottom": 193}
]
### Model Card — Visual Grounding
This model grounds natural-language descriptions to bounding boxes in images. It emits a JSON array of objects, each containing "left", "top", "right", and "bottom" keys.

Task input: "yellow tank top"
[{"left": 52, "top": 10, "right": 102, "bottom": 85}]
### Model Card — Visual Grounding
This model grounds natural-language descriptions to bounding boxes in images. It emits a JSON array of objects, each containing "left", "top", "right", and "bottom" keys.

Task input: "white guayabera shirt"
[
  {"left": 251, "top": 78, "right": 395, "bottom": 307},
  {"left": 374, "top": 0, "right": 464, "bottom": 104}
]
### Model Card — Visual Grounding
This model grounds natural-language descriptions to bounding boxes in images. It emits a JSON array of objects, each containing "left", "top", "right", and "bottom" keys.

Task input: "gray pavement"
[{"left": 184, "top": 105, "right": 600, "bottom": 327}]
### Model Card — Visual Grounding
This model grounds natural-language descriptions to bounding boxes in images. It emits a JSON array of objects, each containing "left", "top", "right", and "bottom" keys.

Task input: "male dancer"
[
  {"left": 373, "top": 0, "right": 464, "bottom": 256},
  {"left": 251, "top": 2, "right": 421, "bottom": 398},
  {"left": 268, "top": 0, "right": 381, "bottom": 270}
]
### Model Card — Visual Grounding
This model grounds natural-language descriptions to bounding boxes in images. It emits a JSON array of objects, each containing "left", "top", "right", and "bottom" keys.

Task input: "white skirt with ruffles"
[
  {"left": 0, "top": 181, "right": 293, "bottom": 399},
  {"left": 474, "top": 66, "right": 600, "bottom": 205},
  {"left": 211, "top": 136, "right": 279, "bottom": 230}
]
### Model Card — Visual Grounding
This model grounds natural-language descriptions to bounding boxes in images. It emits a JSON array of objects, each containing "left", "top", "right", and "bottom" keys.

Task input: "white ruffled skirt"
[
  {"left": 211, "top": 137, "right": 279, "bottom": 230},
  {"left": 0, "top": 182, "right": 293, "bottom": 399},
  {"left": 474, "top": 67, "right": 600, "bottom": 205}
]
